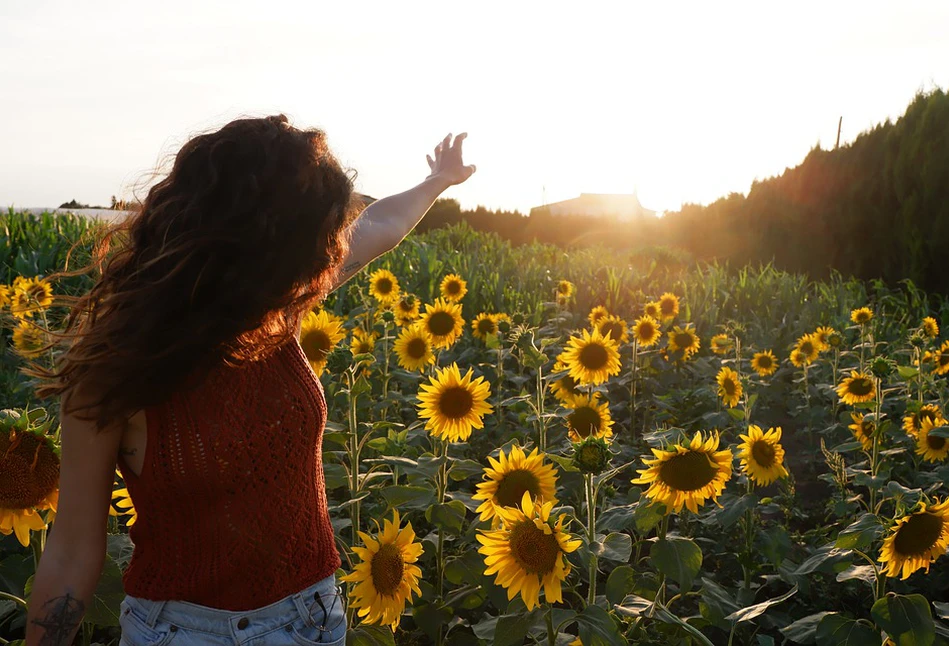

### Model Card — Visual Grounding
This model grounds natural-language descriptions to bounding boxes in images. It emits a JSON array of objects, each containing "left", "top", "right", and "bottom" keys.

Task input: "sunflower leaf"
[
  {"left": 576, "top": 603, "right": 627, "bottom": 646},
  {"left": 834, "top": 513, "right": 883, "bottom": 550},
  {"left": 871, "top": 593, "right": 935, "bottom": 646},
  {"left": 345, "top": 623, "right": 397, "bottom": 646},
  {"left": 591, "top": 532, "right": 632, "bottom": 563},
  {"left": 779, "top": 611, "right": 834, "bottom": 644},
  {"left": 724, "top": 585, "right": 797, "bottom": 623},
  {"left": 650, "top": 537, "right": 703, "bottom": 592},
  {"left": 814, "top": 614, "right": 880, "bottom": 646}
]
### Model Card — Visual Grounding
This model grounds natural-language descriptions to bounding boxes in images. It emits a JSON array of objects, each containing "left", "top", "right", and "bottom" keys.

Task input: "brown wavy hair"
[{"left": 28, "top": 114, "right": 359, "bottom": 432}]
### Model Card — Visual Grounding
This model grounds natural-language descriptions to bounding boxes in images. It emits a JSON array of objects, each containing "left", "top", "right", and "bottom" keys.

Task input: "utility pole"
[{"left": 835, "top": 116, "right": 842, "bottom": 149}]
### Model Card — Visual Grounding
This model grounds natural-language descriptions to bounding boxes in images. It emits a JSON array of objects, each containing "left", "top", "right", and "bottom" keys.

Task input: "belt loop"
[
  {"left": 291, "top": 593, "right": 316, "bottom": 628},
  {"left": 144, "top": 600, "right": 167, "bottom": 628}
]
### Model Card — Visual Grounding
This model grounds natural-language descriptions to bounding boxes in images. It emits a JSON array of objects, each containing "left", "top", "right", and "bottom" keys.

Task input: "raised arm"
[{"left": 329, "top": 132, "right": 476, "bottom": 291}]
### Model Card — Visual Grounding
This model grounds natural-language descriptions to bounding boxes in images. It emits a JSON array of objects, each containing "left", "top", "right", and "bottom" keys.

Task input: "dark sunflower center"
[
  {"left": 438, "top": 386, "right": 474, "bottom": 419},
  {"left": 658, "top": 450, "right": 717, "bottom": 492},
  {"left": 578, "top": 343, "right": 609, "bottom": 370},
  {"left": 674, "top": 333, "right": 693, "bottom": 350},
  {"left": 509, "top": 519, "right": 561, "bottom": 576},
  {"left": 477, "top": 319, "right": 497, "bottom": 335},
  {"left": 660, "top": 300, "right": 675, "bottom": 316},
  {"left": 446, "top": 281, "right": 462, "bottom": 295},
  {"left": 921, "top": 410, "right": 938, "bottom": 425},
  {"left": 847, "top": 378, "right": 874, "bottom": 397},
  {"left": 568, "top": 406, "right": 601, "bottom": 439},
  {"left": 370, "top": 543, "right": 405, "bottom": 596},
  {"left": 722, "top": 379, "right": 737, "bottom": 396},
  {"left": 637, "top": 322, "right": 655, "bottom": 340},
  {"left": 646, "top": 306, "right": 658, "bottom": 318},
  {"left": 27, "top": 285, "right": 47, "bottom": 301},
  {"left": 557, "top": 376, "right": 580, "bottom": 397},
  {"left": 0, "top": 434, "right": 59, "bottom": 509},
  {"left": 428, "top": 312, "right": 456, "bottom": 337},
  {"left": 751, "top": 440, "right": 776, "bottom": 468},
  {"left": 376, "top": 278, "right": 393, "bottom": 295},
  {"left": 939, "top": 353, "right": 949, "bottom": 368},
  {"left": 406, "top": 337, "right": 428, "bottom": 359},
  {"left": 599, "top": 322, "right": 624, "bottom": 341},
  {"left": 894, "top": 512, "right": 945, "bottom": 556},
  {"left": 756, "top": 355, "right": 773, "bottom": 369},
  {"left": 856, "top": 312, "right": 870, "bottom": 323},
  {"left": 399, "top": 301, "right": 415, "bottom": 313},
  {"left": 494, "top": 469, "right": 541, "bottom": 507},
  {"left": 301, "top": 329, "right": 331, "bottom": 361},
  {"left": 927, "top": 434, "right": 947, "bottom": 451},
  {"left": 356, "top": 341, "right": 372, "bottom": 353}
]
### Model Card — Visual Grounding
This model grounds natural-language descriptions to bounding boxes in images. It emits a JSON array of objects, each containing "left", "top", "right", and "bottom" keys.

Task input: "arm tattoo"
[
  {"left": 31, "top": 592, "right": 85, "bottom": 646},
  {"left": 341, "top": 260, "right": 363, "bottom": 275}
]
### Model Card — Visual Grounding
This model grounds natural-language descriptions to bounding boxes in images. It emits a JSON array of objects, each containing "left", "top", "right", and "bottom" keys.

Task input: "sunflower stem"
[
  {"left": 381, "top": 320, "right": 390, "bottom": 405},
  {"left": 742, "top": 480, "right": 755, "bottom": 591},
  {"left": 496, "top": 342, "right": 504, "bottom": 434},
  {"left": 629, "top": 341, "right": 638, "bottom": 439},
  {"left": 0, "top": 591, "right": 27, "bottom": 610},
  {"left": 347, "top": 369, "right": 362, "bottom": 547},
  {"left": 585, "top": 473, "right": 598, "bottom": 606},
  {"left": 868, "top": 378, "right": 883, "bottom": 513},
  {"left": 536, "top": 361, "right": 546, "bottom": 453},
  {"left": 656, "top": 514, "right": 669, "bottom": 605},
  {"left": 545, "top": 604, "right": 556, "bottom": 646},
  {"left": 39, "top": 308, "right": 56, "bottom": 370}
]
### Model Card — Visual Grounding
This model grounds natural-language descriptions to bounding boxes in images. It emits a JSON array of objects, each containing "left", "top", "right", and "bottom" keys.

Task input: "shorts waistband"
[{"left": 124, "top": 574, "right": 341, "bottom": 638}]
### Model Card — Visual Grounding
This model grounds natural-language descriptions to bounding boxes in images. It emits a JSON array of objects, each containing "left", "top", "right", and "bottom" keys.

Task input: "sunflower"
[
  {"left": 632, "top": 431, "right": 733, "bottom": 514},
  {"left": 922, "top": 317, "right": 940, "bottom": 339},
  {"left": 716, "top": 367, "right": 742, "bottom": 408},
  {"left": 111, "top": 487, "right": 138, "bottom": 526},
  {"left": 556, "top": 280, "right": 575, "bottom": 298},
  {"left": 0, "top": 284, "right": 11, "bottom": 309},
  {"left": 643, "top": 302, "right": 661, "bottom": 320},
  {"left": 340, "top": 509, "right": 424, "bottom": 631},
  {"left": 473, "top": 445, "right": 558, "bottom": 524},
  {"left": 795, "top": 334, "right": 820, "bottom": 365},
  {"left": 632, "top": 316, "right": 661, "bottom": 347},
  {"left": 930, "top": 341, "right": 949, "bottom": 376},
  {"left": 368, "top": 269, "right": 401, "bottom": 305},
  {"left": 849, "top": 413, "right": 875, "bottom": 451},
  {"left": 471, "top": 313, "right": 499, "bottom": 342},
  {"left": 549, "top": 360, "right": 583, "bottom": 404},
  {"left": 737, "top": 425, "right": 788, "bottom": 486},
  {"left": 916, "top": 418, "right": 949, "bottom": 463},
  {"left": 420, "top": 298, "right": 465, "bottom": 349},
  {"left": 851, "top": 307, "right": 873, "bottom": 325},
  {"left": 12, "top": 320, "right": 48, "bottom": 359},
  {"left": 596, "top": 315, "right": 628, "bottom": 344},
  {"left": 710, "top": 334, "right": 733, "bottom": 355},
  {"left": 878, "top": 498, "right": 949, "bottom": 580},
  {"left": 565, "top": 393, "right": 614, "bottom": 442},
  {"left": 814, "top": 326, "right": 836, "bottom": 351},
  {"left": 350, "top": 328, "right": 378, "bottom": 357},
  {"left": 588, "top": 306, "right": 610, "bottom": 327},
  {"left": 394, "top": 294, "right": 421, "bottom": 325},
  {"left": 476, "top": 491, "right": 582, "bottom": 611},
  {"left": 417, "top": 363, "right": 493, "bottom": 442},
  {"left": 836, "top": 371, "right": 876, "bottom": 405},
  {"left": 903, "top": 404, "right": 944, "bottom": 438},
  {"left": 299, "top": 309, "right": 346, "bottom": 376},
  {"left": 0, "top": 427, "right": 59, "bottom": 547},
  {"left": 751, "top": 350, "right": 777, "bottom": 377},
  {"left": 439, "top": 274, "right": 468, "bottom": 302},
  {"left": 789, "top": 349, "right": 807, "bottom": 368},
  {"left": 10, "top": 276, "right": 54, "bottom": 318},
  {"left": 393, "top": 324, "right": 435, "bottom": 372},
  {"left": 559, "top": 328, "right": 622, "bottom": 385},
  {"left": 667, "top": 325, "right": 701, "bottom": 360},
  {"left": 658, "top": 292, "right": 679, "bottom": 321}
]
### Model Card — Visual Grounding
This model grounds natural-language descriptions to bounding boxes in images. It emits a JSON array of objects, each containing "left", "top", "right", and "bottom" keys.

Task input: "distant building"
[{"left": 529, "top": 193, "right": 655, "bottom": 221}]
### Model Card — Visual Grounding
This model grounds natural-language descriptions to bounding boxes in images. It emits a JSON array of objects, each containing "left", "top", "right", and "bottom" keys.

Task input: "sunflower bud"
[
  {"left": 572, "top": 436, "right": 611, "bottom": 474},
  {"left": 827, "top": 331, "right": 843, "bottom": 348},
  {"left": 497, "top": 320, "right": 511, "bottom": 335},
  {"left": 511, "top": 313, "right": 526, "bottom": 327},
  {"left": 871, "top": 356, "right": 894, "bottom": 379},
  {"left": 909, "top": 330, "right": 926, "bottom": 348},
  {"left": 380, "top": 310, "right": 396, "bottom": 324},
  {"left": 325, "top": 346, "right": 351, "bottom": 375}
]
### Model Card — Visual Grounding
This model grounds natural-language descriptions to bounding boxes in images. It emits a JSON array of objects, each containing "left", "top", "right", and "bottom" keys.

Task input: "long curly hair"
[{"left": 28, "top": 114, "right": 359, "bottom": 432}]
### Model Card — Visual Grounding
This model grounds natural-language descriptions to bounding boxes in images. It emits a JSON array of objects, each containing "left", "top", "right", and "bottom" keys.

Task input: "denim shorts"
[{"left": 118, "top": 574, "right": 347, "bottom": 646}]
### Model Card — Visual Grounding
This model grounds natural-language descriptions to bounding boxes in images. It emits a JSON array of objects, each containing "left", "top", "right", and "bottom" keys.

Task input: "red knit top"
[{"left": 116, "top": 338, "right": 341, "bottom": 611}]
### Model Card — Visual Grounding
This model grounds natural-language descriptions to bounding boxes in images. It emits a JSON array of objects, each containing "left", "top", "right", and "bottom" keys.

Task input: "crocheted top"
[{"left": 117, "top": 338, "right": 340, "bottom": 611}]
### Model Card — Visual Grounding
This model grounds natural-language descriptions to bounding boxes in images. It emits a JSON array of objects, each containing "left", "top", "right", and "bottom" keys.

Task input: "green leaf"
[
  {"left": 380, "top": 485, "right": 435, "bottom": 510},
  {"left": 928, "top": 427, "right": 949, "bottom": 439},
  {"left": 346, "top": 623, "right": 397, "bottom": 646},
  {"left": 780, "top": 611, "right": 834, "bottom": 644},
  {"left": 650, "top": 537, "right": 703, "bottom": 592},
  {"left": 0, "top": 554, "right": 34, "bottom": 597},
  {"left": 717, "top": 492, "right": 759, "bottom": 528},
  {"left": 871, "top": 593, "right": 935, "bottom": 646},
  {"left": 605, "top": 565, "right": 637, "bottom": 606},
  {"left": 835, "top": 513, "right": 883, "bottom": 550},
  {"left": 725, "top": 585, "right": 797, "bottom": 623},
  {"left": 898, "top": 366, "right": 920, "bottom": 380},
  {"left": 815, "top": 614, "right": 880, "bottom": 646},
  {"left": 576, "top": 603, "right": 626, "bottom": 646},
  {"left": 633, "top": 500, "right": 665, "bottom": 533},
  {"left": 107, "top": 534, "right": 134, "bottom": 572},
  {"left": 448, "top": 458, "right": 485, "bottom": 481},
  {"left": 84, "top": 554, "right": 125, "bottom": 627},
  {"left": 425, "top": 501, "right": 467, "bottom": 534},
  {"left": 324, "top": 462, "right": 350, "bottom": 490},
  {"left": 591, "top": 533, "right": 632, "bottom": 563},
  {"left": 727, "top": 407, "right": 746, "bottom": 421},
  {"left": 412, "top": 601, "right": 454, "bottom": 643}
]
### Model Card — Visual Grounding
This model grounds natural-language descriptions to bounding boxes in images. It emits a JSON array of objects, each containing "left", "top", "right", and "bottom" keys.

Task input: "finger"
[
  {"left": 452, "top": 132, "right": 468, "bottom": 152},
  {"left": 442, "top": 133, "right": 452, "bottom": 156},
  {"left": 426, "top": 154, "right": 435, "bottom": 170},
  {"left": 465, "top": 164, "right": 476, "bottom": 178}
]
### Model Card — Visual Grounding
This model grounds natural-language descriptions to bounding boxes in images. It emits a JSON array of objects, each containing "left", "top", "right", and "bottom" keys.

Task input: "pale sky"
[{"left": 1, "top": 1, "right": 946, "bottom": 215}]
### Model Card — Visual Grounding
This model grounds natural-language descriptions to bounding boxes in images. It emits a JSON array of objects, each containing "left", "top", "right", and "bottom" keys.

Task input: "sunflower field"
[{"left": 3, "top": 209, "right": 949, "bottom": 645}]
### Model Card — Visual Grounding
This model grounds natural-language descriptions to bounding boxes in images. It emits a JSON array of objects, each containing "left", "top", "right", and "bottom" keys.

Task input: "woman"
[{"left": 25, "top": 115, "right": 475, "bottom": 646}]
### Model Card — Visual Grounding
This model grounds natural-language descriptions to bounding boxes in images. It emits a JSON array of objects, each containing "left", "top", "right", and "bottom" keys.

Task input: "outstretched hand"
[{"left": 426, "top": 133, "right": 476, "bottom": 187}]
